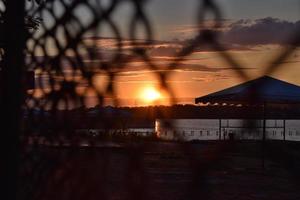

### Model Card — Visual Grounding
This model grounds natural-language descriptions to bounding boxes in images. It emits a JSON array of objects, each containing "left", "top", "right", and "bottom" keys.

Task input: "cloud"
[
  {"left": 82, "top": 34, "right": 254, "bottom": 60},
  {"left": 221, "top": 17, "right": 300, "bottom": 46},
  {"left": 116, "top": 63, "right": 255, "bottom": 75},
  {"left": 31, "top": 18, "right": 300, "bottom": 68},
  {"left": 148, "top": 45, "right": 182, "bottom": 57},
  {"left": 192, "top": 74, "right": 230, "bottom": 82},
  {"left": 169, "top": 17, "right": 300, "bottom": 48},
  {"left": 173, "top": 64, "right": 255, "bottom": 73}
]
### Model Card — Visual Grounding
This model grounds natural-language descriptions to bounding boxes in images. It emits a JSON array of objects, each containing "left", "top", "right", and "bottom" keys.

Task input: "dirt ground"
[{"left": 20, "top": 141, "right": 300, "bottom": 200}]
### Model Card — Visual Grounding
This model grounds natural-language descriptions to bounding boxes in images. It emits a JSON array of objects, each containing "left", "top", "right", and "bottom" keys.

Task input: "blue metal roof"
[{"left": 195, "top": 76, "right": 300, "bottom": 104}]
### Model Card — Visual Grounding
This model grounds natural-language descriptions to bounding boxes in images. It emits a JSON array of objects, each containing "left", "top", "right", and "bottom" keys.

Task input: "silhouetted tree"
[{"left": 0, "top": 0, "right": 42, "bottom": 66}]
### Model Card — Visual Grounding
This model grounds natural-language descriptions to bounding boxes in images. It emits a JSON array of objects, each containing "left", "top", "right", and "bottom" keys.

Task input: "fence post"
[
  {"left": 283, "top": 119, "right": 286, "bottom": 141},
  {"left": 262, "top": 102, "right": 267, "bottom": 170},
  {"left": 219, "top": 119, "right": 221, "bottom": 140},
  {"left": 0, "top": 0, "right": 25, "bottom": 199}
]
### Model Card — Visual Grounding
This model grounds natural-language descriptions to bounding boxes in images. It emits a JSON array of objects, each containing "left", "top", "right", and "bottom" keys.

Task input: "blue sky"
[
  {"left": 148, "top": 0, "right": 300, "bottom": 21},
  {"left": 97, "top": 0, "right": 300, "bottom": 40},
  {"left": 146, "top": 0, "right": 300, "bottom": 40}
]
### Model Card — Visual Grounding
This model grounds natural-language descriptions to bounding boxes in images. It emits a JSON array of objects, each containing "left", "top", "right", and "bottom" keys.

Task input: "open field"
[{"left": 20, "top": 141, "right": 300, "bottom": 200}]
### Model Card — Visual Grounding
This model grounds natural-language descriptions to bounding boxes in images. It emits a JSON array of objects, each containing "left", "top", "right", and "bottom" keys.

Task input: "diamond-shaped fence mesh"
[{"left": 1, "top": 0, "right": 300, "bottom": 200}]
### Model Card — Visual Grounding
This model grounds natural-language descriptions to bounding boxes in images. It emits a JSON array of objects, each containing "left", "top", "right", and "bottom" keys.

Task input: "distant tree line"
[{"left": 23, "top": 104, "right": 300, "bottom": 136}]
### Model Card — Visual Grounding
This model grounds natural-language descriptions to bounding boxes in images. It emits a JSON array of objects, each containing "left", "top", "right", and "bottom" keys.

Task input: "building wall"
[
  {"left": 155, "top": 119, "right": 220, "bottom": 140},
  {"left": 286, "top": 120, "right": 300, "bottom": 141},
  {"left": 76, "top": 128, "right": 155, "bottom": 137},
  {"left": 155, "top": 119, "right": 300, "bottom": 141}
]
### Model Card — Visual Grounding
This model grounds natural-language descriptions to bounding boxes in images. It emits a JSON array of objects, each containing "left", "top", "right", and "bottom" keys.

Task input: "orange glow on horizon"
[{"left": 139, "top": 86, "right": 162, "bottom": 104}]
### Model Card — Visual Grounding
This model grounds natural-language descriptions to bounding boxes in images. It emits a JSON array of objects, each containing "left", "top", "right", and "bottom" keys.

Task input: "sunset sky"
[{"left": 31, "top": 0, "right": 300, "bottom": 107}]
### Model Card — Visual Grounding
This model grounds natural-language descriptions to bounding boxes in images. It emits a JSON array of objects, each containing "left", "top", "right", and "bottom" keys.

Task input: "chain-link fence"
[{"left": 1, "top": 0, "right": 300, "bottom": 200}]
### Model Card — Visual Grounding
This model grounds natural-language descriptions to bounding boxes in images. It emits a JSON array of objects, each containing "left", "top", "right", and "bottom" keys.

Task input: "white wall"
[
  {"left": 155, "top": 119, "right": 300, "bottom": 141},
  {"left": 155, "top": 119, "right": 220, "bottom": 141},
  {"left": 76, "top": 128, "right": 155, "bottom": 137},
  {"left": 286, "top": 120, "right": 300, "bottom": 141},
  {"left": 127, "top": 128, "right": 155, "bottom": 136}
]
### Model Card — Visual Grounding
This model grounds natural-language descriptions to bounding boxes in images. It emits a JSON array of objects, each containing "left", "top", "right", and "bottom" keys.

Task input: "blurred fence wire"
[{"left": 1, "top": 0, "right": 300, "bottom": 200}]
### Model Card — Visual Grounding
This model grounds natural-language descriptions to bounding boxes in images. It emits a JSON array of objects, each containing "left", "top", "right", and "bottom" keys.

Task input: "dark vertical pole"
[
  {"left": 223, "top": 120, "right": 227, "bottom": 140},
  {"left": 219, "top": 119, "right": 221, "bottom": 140},
  {"left": 0, "top": 0, "right": 25, "bottom": 199},
  {"left": 283, "top": 119, "right": 286, "bottom": 141},
  {"left": 262, "top": 102, "right": 266, "bottom": 170}
]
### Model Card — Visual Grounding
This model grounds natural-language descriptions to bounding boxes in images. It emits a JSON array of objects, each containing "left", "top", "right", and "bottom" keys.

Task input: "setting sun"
[{"left": 140, "top": 87, "right": 162, "bottom": 103}]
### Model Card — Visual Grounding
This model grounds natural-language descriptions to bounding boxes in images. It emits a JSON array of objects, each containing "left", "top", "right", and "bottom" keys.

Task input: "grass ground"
[{"left": 20, "top": 141, "right": 300, "bottom": 200}]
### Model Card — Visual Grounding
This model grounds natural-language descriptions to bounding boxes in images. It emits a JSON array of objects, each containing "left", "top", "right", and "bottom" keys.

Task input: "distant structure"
[
  {"left": 195, "top": 76, "right": 300, "bottom": 105},
  {"left": 155, "top": 119, "right": 300, "bottom": 141},
  {"left": 156, "top": 76, "right": 300, "bottom": 141}
]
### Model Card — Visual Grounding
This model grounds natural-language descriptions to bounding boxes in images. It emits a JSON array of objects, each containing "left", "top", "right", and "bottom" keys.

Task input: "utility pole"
[{"left": 0, "top": 0, "right": 25, "bottom": 199}]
